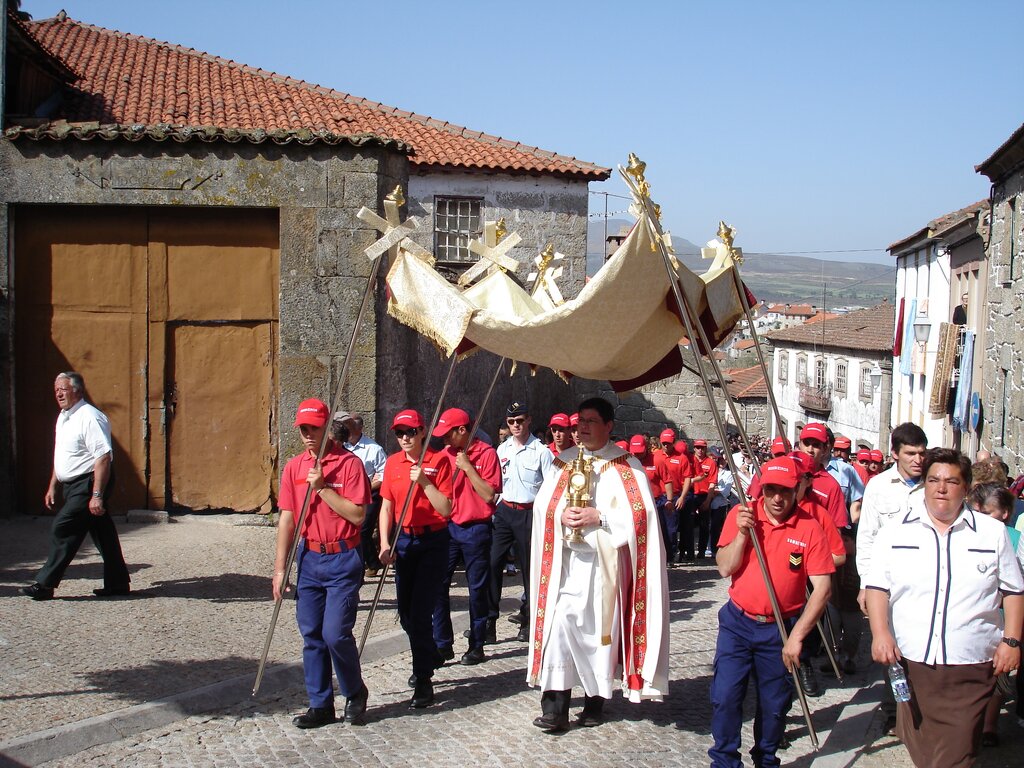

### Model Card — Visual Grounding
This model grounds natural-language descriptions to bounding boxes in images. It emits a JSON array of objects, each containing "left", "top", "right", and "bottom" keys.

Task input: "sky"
[{"left": 22, "top": 0, "right": 1024, "bottom": 267}]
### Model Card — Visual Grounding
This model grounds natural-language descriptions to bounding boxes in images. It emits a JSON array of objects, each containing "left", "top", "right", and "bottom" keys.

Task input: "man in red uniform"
[
  {"left": 273, "top": 398, "right": 372, "bottom": 729},
  {"left": 379, "top": 409, "right": 454, "bottom": 708},
  {"left": 431, "top": 408, "right": 502, "bottom": 666},
  {"left": 868, "top": 449, "right": 884, "bottom": 477},
  {"left": 691, "top": 439, "right": 719, "bottom": 559},
  {"left": 770, "top": 437, "right": 789, "bottom": 458},
  {"left": 710, "top": 457, "right": 835, "bottom": 767},
  {"left": 853, "top": 449, "right": 872, "bottom": 487},
  {"left": 569, "top": 412, "right": 582, "bottom": 447},
  {"left": 670, "top": 440, "right": 696, "bottom": 564},
  {"left": 547, "top": 413, "right": 573, "bottom": 457},
  {"left": 798, "top": 423, "right": 850, "bottom": 530}
]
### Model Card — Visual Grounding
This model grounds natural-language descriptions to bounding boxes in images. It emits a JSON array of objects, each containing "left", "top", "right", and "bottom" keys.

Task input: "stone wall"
[
  {"left": 982, "top": 175, "right": 1024, "bottom": 473},
  {"left": 0, "top": 136, "right": 408, "bottom": 512}
]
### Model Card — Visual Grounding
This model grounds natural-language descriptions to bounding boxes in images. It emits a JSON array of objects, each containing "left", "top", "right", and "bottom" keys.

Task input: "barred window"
[
  {"left": 434, "top": 196, "right": 483, "bottom": 263},
  {"left": 796, "top": 354, "right": 807, "bottom": 384},
  {"left": 815, "top": 358, "right": 826, "bottom": 389},
  {"left": 835, "top": 360, "right": 848, "bottom": 394},
  {"left": 778, "top": 351, "right": 789, "bottom": 383},
  {"left": 860, "top": 364, "right": 873, "bottom": 400}
]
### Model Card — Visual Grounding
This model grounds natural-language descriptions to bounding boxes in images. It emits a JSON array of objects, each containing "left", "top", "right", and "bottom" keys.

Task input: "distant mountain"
[{"left": 586, "top": 219, "right": 894, "bottom": 308}]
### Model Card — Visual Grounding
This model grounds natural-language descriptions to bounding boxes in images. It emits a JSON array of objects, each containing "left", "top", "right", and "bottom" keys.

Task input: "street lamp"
[
  {"left": 913, "top": 319, "right": 932, "bottom": 344},
  {"left": 869, "top": 366, "right": 882, "bottom": 389}
]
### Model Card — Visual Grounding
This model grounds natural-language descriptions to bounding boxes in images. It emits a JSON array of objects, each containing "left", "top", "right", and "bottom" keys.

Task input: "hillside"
[{"left": 587, "top": 219, "right": 894, "bottom": 307}]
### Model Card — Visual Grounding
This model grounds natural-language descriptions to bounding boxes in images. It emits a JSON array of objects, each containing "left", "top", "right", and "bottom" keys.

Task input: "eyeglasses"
[
  {"left": 507, "top": 416, "right": 527, "bottom": 425},
  {"left": 394, "top": 428, "right": 419, "bottom": 438}
]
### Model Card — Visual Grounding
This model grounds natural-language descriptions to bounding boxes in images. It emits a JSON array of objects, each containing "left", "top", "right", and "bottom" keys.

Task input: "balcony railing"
[{"left": 799, "top": 383, "right": 833, "bottom": 415}]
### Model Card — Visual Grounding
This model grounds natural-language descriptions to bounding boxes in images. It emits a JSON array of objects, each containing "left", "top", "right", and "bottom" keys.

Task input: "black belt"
[{"left": 501, "top": 500, "right": 533, "bottom": 510}]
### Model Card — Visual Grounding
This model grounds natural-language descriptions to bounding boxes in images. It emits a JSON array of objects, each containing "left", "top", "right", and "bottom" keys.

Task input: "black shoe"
[
  {"left": 507, "top": 611, "right": 527, "bottom": 626},
  {"left": 532, "top": 712, "right": 569, "bottom": 733},
  {"left": 515, "top": 625, "right": 530, "bottom": 642},
  {"left": 434, "top": 645, "right": 454, "bottom": 668},
  {"left": 93, "top": 586, "right": 131, "bottom": 597},
  {"left": 460, "top": 646, "right": 486, "bottom": 665},
  {"left": 465, "top": 619, "right": 497, "bottom": 644},
  {"left": 344, "top": 683, "right": 368, "bottom": 726},
  {"left": 21, "top": 583, "right": 54, "bottom": 601},
  {"left": 408, "top": 673, "right": 417, "bottom": 688},
  {"left": 409, "top": 678, "right": 434, "bottom": 709},
  {"left": 575, "top": 695, "right": 605, "bottom": 727},
  {"left": 797, "top": 664, "right": 822, "bottom": 697},
  {"left": 292, "top": 706, "right": 336, "bottom": 729}
]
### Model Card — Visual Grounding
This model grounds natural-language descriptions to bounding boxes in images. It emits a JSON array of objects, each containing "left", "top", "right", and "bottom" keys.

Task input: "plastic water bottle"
[{"left": 888, "top": 663, "right": 911, "bottom": 703}]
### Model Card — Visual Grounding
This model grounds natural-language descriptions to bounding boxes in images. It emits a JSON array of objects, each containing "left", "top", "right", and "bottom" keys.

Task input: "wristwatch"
[
  {"left": 1001, "top": 637, "right": 1020, "bottom": 648},
  {"left": 92, "top": 491, "right": 103, "bottom": 498}
]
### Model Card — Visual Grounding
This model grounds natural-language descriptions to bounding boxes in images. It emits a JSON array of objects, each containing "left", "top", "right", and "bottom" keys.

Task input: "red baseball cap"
[
  {"left": 800, "top": 423, "right": 828, "bottom": 443},
  {"left": 391, "top": 409, "right": 424, "bottom": 430},
  {"left": 869, "top": 449, "right": 884, "bottom": 463},
  {"left": 834, "top": 436, "right": 852, "bottom": 450},
  {"left": 770, "top": 437, "right": 788, "bottom": 457},
  {"left": 856, "top": 449, "right": 871, "bottom": 462},
  {"left": 432, "top": 407, "right": 470, "bottom": 437},
  {"left": 615, "top": 440, "right": 629, "bottom": 451},
  {"left": 674, "top": 440, "right": 689, "bottom": 454},
  {"left": 694, "top": 439, "right": 707, "bottom": 448},
  {"left": 549, "top": 413, "right": 570, "bottom": 428},
  {"left": 660, "top": 428, "right": 676, "bottom": 443},
  {"left": 628, "top": 435, "right": 647, "bottom": 455},
  {"left": 787, "top": 451, "right": 815, "bottom": 476},
  {"left": 760, "top": 457, "right": 800, "bottom": 489},
  {"left": 569, "top": 413, "right": 580, "bottom": 427},
  {"left": 294, "top": 398, "right": 330, "bottom": 428}
]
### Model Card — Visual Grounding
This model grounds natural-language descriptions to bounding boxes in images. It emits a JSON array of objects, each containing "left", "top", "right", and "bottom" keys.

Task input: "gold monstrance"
[{"left": 563, "top": 452, "right": 594, "bottom": 544}]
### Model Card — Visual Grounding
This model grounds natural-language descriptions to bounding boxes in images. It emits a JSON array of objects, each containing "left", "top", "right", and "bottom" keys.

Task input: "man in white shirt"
[
  {"left": 22, "top": 372, "right": 130, "bottom": 600},
  {"left": 489, "top": 402, "right": 554, "bottom": 642},
  {"left": 333, "top": 412, "right": 387, "bottom": 577},
  {"left": 866, "top": 448, "right": 1024, "bottom": 766}
]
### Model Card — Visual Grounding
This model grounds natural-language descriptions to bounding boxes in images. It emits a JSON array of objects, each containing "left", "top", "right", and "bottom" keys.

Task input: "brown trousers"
[{"left": 898, "top": 659, "right": 995, "bottom": 768}]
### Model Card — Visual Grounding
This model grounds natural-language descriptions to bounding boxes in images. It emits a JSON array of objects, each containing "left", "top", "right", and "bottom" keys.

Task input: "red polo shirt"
[
  {"left": 639, "top": 452, "right": 672, "bottom": 498},
  {"left": 445, "top": 439, "right": 501, "bottom": 525},
  {"left": 798, "top": 497, "right": 846, "bottom": 559},
  {"left": 381, "top": 448, "right": 453, "bottom": 528},
  {"left": 718, "top": 497, "right": 835, "bottom": 616},
  {"left": 279, "top": 443, "right": 371, "bottom": 543},
  {"left": 693, "top": 455, "right": 716, "bottom": 494},
  {"left": 807, "top": 467, "right": 850, "bottom": 528}
]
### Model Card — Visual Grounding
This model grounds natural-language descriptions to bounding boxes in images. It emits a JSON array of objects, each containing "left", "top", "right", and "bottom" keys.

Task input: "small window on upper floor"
[
  {"left": 835, "top": 360, "right": 848, "bottom": 395},
  {"left": 433, "top": 196, "right": 483, "bottom": 264}
]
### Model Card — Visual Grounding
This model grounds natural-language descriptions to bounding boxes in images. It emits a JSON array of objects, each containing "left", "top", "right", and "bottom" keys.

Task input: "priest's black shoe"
[
  {"left": 21, "top": 583, "right": 53, "bottom": 600},
  {"left": 344, "top": 683, "right": 368, "bottom": 726},
  {"left": 532, "top": 712, "right": 569, "bottom": 733},
  {"left": 93, "top": 586, "right": 131, "bottom": 597},
  {"left": 533, "top": 689, "right": 570, "bottom": 733},
  {"left": 460, "top": 646, "right": 486, "bottom": 665},
  {"left": 292, "top": 706, "right": 336, "bottom": 729},
  {"left": 409, "top": 678, "right": 434, "bottom": 709},
  {"left": 575, "top": 695, "right": 605, "bottom": 727}
]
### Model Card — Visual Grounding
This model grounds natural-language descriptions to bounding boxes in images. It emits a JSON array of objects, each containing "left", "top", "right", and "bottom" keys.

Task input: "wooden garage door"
[{"left": 13, "top": 206, "right": 279, "bottom": 513}]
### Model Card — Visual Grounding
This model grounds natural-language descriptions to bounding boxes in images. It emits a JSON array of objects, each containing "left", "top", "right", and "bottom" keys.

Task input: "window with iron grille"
[
  {"left": 815, "top": 358, "right": 826, "bottom": 389},
  {"left": 434, "top": 196, "right": 483, "bottom": 264},
  {"left": 835, "top": 360, "right": 848, "bottom": 394},
  {"left": 859, "top": 364, "right": 873, "bottom": 401}
]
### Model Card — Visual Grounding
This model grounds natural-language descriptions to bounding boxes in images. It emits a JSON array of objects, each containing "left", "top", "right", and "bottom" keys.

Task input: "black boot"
[
  {"left": 532, "top": 689, "right": 570, "bottom": 733},
  {"left": 292, "top": 706, "right": 336, "bottom": 729},
  {"left": 409, "top": 677, "right": 434, "bottom": 709},
  {"left": 575, "top": 695, "right": 605, "bottom": 727}
]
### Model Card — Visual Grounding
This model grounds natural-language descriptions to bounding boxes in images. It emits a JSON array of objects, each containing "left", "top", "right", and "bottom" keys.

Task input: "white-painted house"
[{"left": 765, "top": 304, "right": 896, "bottom": 450}]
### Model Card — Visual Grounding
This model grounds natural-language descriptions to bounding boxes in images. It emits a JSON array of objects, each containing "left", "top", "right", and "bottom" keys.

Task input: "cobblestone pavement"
[{"left": 2, "top": 515, "right": 1022, "bottom": 767}]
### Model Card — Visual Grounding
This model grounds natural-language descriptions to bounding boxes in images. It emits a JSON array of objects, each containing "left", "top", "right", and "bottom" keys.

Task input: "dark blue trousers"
[
  {"left": 655, "top": 494, "right": 677, "bottom": 561},
  {"left": 487, "top": 502, "right": 532, "bottom": 620},
  {"left": 395, "top": 527, "right": 451, "bottom": 679},
  {"left": 710, "top": 601, "right": 795, "bottom": 768},
  {"left": 295, "top": 544, "right": 363, "bottom": 708},
  {"left": 433, "top": 519, "right": 493, "bottom": 651}
]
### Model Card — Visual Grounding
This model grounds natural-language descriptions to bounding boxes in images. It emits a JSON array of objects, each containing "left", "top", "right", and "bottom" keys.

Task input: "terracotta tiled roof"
[
  {"left": 723, "top": 366, "right": 767, "bottom": 399},
  {"left": 11, "top": 15, "right": 610, "bottom": 180},
  {"left": 804, "top": 311, "right": 840, "bottom": 325},
  {"left": 976, "top": 122, "right": 1024, "bottom": 182},
  {"left": 887, "top": 199, "right": 988, "bottom": 253},
  {"left": 784, "top": 304, "right": 816, "bottom": 317},
  {"left": 764, "top": 303, "right": 895, "bottom": 353},
  {"left": 732, "top": 339, "right": 756, "bottom": 350}
]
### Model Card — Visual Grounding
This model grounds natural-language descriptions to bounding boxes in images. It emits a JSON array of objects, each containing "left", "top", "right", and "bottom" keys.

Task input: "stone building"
[
  {"left": 765, "top": 304, "right": 895, "bottom": 450},
  {"left": 976, "top": 123, "right": 1024, "bottom": 471},
  {"left": 0, "top": 11, "right": 607, "bottom": 514}
]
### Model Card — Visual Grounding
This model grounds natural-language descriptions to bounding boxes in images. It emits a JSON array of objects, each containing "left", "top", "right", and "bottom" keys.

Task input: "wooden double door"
[{"left": 13, "top": 206, "right": 279, "bottom": 513}]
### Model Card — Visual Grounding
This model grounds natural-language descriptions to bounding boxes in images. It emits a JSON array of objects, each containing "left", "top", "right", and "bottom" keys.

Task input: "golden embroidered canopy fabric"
[{"left": 385, "top": 218, "right": 745, "bottom": 390}]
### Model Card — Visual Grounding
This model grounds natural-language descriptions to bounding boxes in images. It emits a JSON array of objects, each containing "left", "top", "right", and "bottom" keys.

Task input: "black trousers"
[
  {"left": 35, "top": 472, "right": 130, "bottom": 590},
  {"left": 360, "top": 493, "right": 382, "bottom": 570},
  {"left": 487, "top": 502, "right": 532, "bottom": 620}
]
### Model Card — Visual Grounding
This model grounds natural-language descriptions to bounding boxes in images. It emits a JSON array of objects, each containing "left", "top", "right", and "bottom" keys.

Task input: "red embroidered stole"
[{"left": 530, "top": 462, "right": 570, "bottom": 679}]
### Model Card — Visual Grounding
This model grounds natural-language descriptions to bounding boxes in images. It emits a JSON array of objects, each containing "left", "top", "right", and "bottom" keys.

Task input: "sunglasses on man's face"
[
  {"left": 507, "top": 417, "right": 527, "bottom": 425},
  {"left": 394, "top": 428, "right": 419, "bottom": 438}
]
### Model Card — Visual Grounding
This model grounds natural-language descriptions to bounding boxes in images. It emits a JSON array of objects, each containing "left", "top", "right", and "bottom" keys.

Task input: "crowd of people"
[{"left": 21, "top": 373, "right": 1024, "bottom": 767}]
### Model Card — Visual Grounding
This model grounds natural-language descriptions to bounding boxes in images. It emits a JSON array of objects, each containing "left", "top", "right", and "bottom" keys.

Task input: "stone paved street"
[{"left": 1, "top": 515, "right": 1022, "bottom": 767}]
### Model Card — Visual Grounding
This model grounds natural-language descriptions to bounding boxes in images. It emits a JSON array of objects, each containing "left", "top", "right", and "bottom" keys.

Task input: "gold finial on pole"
[
  {"left": 716, "top": 221, "right": 743, "bottom": 265},
  {"left": 385, "top": 184, "right": 405, "bottom": 208},
  {"left": 495, "top": 217, "right": 508, "bottom": 243},
  {"left": 626, "top": 152, "right": 651, "bottom": 198}
]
